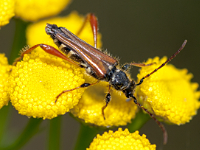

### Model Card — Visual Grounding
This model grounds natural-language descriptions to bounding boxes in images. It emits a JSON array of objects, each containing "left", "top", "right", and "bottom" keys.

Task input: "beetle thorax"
[{"left": 109, "top": 69, "right": 130, "bottom": 90}]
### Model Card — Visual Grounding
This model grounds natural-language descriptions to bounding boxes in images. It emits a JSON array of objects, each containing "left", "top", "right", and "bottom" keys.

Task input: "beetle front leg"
[
  {"left": 122, "top": 62, "right": 156, "bottom": 71},
  {"left": 102, "top": 85, "right": 111, "bottom": 120}
]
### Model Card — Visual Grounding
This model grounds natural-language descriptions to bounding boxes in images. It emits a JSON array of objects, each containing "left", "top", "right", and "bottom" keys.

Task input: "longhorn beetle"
[{"left": 14, "top": 13, "right": 187, "bottom": 144}]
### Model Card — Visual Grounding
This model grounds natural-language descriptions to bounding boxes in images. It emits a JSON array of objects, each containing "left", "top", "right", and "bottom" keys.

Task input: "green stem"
[
  {"left": 9, "top": 18, "right": 29, "bottom": 64},
  {"left": 48, "top": 116, "right": 62, "bottom": 150},
  {"left": 74, "top": 111, "right": 149, "bottom": 150},
  {"left": 0, "top": 19, "right": 33, "bottom": 149},
  {"left": 74, "top": 124, "right": 102, "bottom": 150},
  {"left": 0, "top": 104, "right": 12, "bottom": 144},
  {"left": 127, "top": 110, "right": 150, "bottom": 132},
  {"left": 0, "top": 118, "right": 43, "bottom": 150}
]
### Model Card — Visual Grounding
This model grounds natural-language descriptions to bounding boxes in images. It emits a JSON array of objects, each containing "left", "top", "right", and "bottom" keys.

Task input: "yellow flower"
[
  {"left": 0, "top": 0, "right": 15, "bottom": 26},
  {"left": 15, "top": 0, "right": 71, "bottom": 21},
  {"left": 26, "top": 11, "right": 102, "bottom": 49},
  {"left": 0, "top": 54, "right": 11, "bottom": 109},
  {"left": 87, "top": 128, "right": 156, "bottom": 150},
  {"left": 9, "top": 50, "right": 85, "bottom": 119},
  {"left": 136, "top": 56, "right": 200, "bottom": 125},
  {"left": 71, "top": 75, "right": 138, "bottom": 127},
  {"left": 9, "top": 12, "right": 102, "bottom": 119}
]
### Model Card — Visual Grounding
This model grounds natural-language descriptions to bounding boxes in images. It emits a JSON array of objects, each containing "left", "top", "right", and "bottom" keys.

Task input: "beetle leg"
[
  {"left": 13, "top": 44, "right": 78, "bottom": 66},
  {"left": 102, "top": 85, "right": 111, "bottom": 120},
  {"left": 129, "top": 62, "right": 156, "bottom": 67},
  {"left": 76, "top": 13, "right": 98, "bottom": 48},
  {"left": 122, "top": 62, "right": 156, "bottom": 71},
  {"left": 55, "top": 81, "right": 99, "bottom": 102}
]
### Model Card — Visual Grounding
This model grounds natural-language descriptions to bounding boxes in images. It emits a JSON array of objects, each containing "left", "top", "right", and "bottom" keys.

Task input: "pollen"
[
  {"left": 70, "top": 77, "right": 138, "bottom": 127},
  {"left": 9, "top": 50, "right": 85, "bottom": 119},
  {"left": 0, "top": 54, "right": 11, "bottom": 109},
  {"left": 26, "top": 11, "right": 102, "bottom": 50},
  {"left": 15, "top": 0, "right": 71, "bottom": 21},
  {"left": 87, "top": 128, "right": 156, "bottom": 150},
  {"left": 0, "top": 0, "right": 15, "bottom": 26},
  {"left": 136, "top": 57, "right": 200, "bottom": 125}
]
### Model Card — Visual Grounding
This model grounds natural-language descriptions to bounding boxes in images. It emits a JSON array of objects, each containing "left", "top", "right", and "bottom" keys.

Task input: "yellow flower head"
[
  {"left": 136, "top": 57, "right": 200, "bottom": 125},
  {"left": 9, "top": 50, "right": 85, "bottom": 119},
  {"left": 87, "top": 128, "right": 156, "bottom": 150},
  {"left": 9, "top": 12, "right": 102, "bottom": 119},
  {"left": 26, "top": 11, "right": 102, "bottom": 49},
  {"left": 0, "top": 0, "right": 15, "bottom": 26},
  {"left": 0, "top": 54, "right": 11, "bottom": 109},
  {"left": 15, "top": 0, "right": 71, "bottom": 21},
  {"left": 71, "top": 76, "right": 138, "bottom": 127}
]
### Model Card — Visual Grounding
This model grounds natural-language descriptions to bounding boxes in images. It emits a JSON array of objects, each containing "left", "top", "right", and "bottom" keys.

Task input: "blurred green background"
[{"left": 0, "top": 0, "right": 200, "bottom": 149}]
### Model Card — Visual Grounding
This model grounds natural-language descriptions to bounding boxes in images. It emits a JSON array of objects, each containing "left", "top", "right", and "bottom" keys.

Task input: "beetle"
[{"left": 14, "top": 13, "right": 187, "bottom": 144}]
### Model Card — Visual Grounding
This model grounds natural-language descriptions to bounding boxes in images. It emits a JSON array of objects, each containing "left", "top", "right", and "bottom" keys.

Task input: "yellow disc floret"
[
  {"left": 87, "top": 128, "right": 156, "bottom": 150},
  {"left": 0, "top": 54, "right": 11, "bottom": 109},
  {"left": 26, "top": 11, "right": 102, "bottom": 50},
  {"left": 15, "top": 0, "right": 71, "bottom": 21},
  {"left": 0, "top": 0, "right": 15, "bottom": 26},
  {"left": 9, "top": 50, "right": 85, "bottom": 119},
  {"left": 136, "top": 57, "right": 200, "bottom": 125},
  {"left": 71, "top": 76, "right": 138, "bottom": 127}
]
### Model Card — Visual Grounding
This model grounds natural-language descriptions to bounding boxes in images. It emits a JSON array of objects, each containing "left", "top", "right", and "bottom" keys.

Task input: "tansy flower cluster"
[
  {"left": 1, "top": 11, "right": 200, "bottom": 124},
  {"left": 0, "top": 1, "right": 200, "bottom": 148},
  {"left": 0, "top": 8, "right": 199, "bottom": 127},
  {"left": 136, "top": 56, "right": 200, "bottom": 125},
  {"left": 9, "top": 49, "right": 85, "bottom": 119},
  {"left": 0, "top": 0, "right": 71, "bottom": 27},
  {"left": 87, "top": 128, "right": 156, "bottom": 150}
]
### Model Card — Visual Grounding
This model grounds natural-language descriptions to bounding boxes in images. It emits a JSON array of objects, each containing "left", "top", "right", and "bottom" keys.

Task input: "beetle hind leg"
[
  {"left": 13, "top": 44, "right": 78, "bottom": 66},
  {"left": 76, "top": 13, "right": 98, "bottom": 48}
]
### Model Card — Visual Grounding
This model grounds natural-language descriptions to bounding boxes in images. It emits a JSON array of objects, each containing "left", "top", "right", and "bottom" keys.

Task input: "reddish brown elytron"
[{"left": 14, "top": 13, "right": 187, "bottom": 144}]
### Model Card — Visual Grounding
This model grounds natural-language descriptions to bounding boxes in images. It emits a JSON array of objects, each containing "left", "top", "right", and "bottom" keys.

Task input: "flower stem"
[
  {"left": 9, "top": 18, "right": 29, "bottom": 64},
  {"left": 74, "top": 124, "right": 102, "bottom": 150},
  {"left": 0, "top": 18, "right": 41, "bottom": 150},
  {"left": 0, "top": 118, "right": 42, "bottom": 150},
  {"left": 48, "top": 116, "right": 62, "bottom": 150},
  {"left": 127, "top": 110, "right": 150, "bottom": 132},
  {"left": 0, "top": 104, "right": 11, "bottom": 144}
]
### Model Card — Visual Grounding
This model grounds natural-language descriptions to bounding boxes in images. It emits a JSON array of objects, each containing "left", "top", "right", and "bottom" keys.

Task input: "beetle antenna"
[
  {"left": 131, "top": 95, "right": 168, "bottom": 144},
  {"left": 137, "top": 40, "right": 187, "bottom": 86}
]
